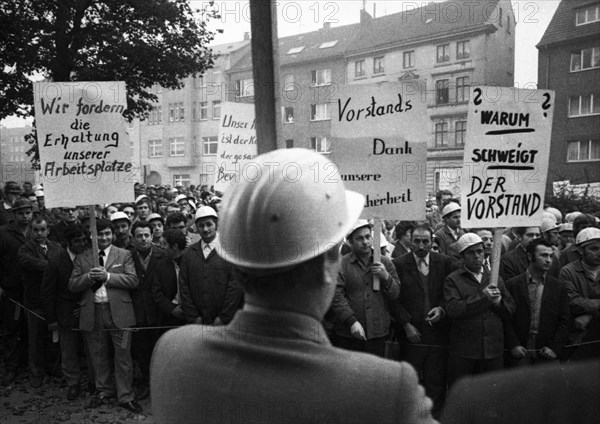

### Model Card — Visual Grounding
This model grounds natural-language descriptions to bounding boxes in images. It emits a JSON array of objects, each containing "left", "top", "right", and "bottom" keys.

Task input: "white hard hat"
[
  {"left": 575, "top": 227, "right": 600, "bottom": 246},
  {"left": 559, "top": 223, "right": 573, "bottom": 233},
  {"left": 147, "top": 213, "right": 164, "bottom": 223},
  {"left": 456, "top": 233, "right": 483, "bottom": 253},
  {"left": 110, "top": 211, "right": 131, "bottom": 223},
  {"left": 541, "top": 217, "right": 560, "bottom": 233},
  {"left": 544, "top": 207, "right": 562, "bottom": 223},
  {"left": 195, "top": 206, "right": 217, "bottom": 221},
  {"left": 175, "top": 194, "right": 187, "bottom": 203},
  {"left": 219, "top": 148, "right": 364, "bottom": 270},
  {"left": 348, "top": 219, "right": 372, "bottom": 238},
  {"left": 565, "top": 212, "right": 582, "bottom": 223},
  {"left": 442, "top": 202, "right": 461, "bottom": 217},
  {"left": 32, "top": 183, "right": 43, "bottom": 191},
  {"left": 34, "top": 190, "right": 44, "bottom": 197},
  {"left": 135, "top": 194, "right": 149, "bottom": 204}
]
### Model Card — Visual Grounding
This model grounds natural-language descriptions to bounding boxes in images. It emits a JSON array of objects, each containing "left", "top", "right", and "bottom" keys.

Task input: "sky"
[{"left": 1, "top": 0, "right": 561, "bottom": 128}]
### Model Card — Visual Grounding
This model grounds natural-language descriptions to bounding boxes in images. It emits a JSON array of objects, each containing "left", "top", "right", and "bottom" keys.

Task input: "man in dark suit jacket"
[
  {"left": 68, "top": 219, "right": 141, "bottom": 413},
  {"left": 391, "top": 224, "right": 454, "bottom": 418},
  {"left": 151, "top": 229, "right": 186, "bottom": 330},
  {"left": 444, "top": 233, "right": 515, "bottom": 388},
  {"left": 128, "top": 220, "right": 165, "bottom": 399},
  {"left": 151, "top": 148, "right": 437, "bottom": 424},
  {"left": 40, "top": 224, "right": 90, "bottom": 400},
  {"left": 504, "top": 239, "right": 570, "bottom": 366},
  {"left": 442, "top": 360, "right": 600, "bottom": 424},
  {"left": 499, "top": 226, "right": 541, "bottom": 281},
  {"left": 178, "top": 206, "right": 242, "bottom": 325}
]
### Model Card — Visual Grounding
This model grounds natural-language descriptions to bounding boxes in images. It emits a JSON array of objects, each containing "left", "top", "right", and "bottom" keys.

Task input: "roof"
[
  {"left": 210, "top": 40, "right": 250, "bottom": 55},
  {"left": 347, "top": 0, "right": 501, "bottom": 56},
  {"left": 538, "top": 0, "right": 600, "bottom": 48},
  {"left": 228, "top": 0, "right": 502, "bottom": 73}
]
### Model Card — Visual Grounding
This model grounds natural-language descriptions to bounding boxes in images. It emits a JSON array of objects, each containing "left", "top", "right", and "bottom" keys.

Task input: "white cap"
[
  {"left": 559, "top": 223, "right": 573, "bottom": 233},
  {"left": 456, "top": 233, "right": 483, "bottom": 253},
  {"left": 442, "top": 202, "right": 461, "bottom": 217},
  {"left": 135, "top": 194, "right": 149, "bottom": 204},
  {"left": 544, "top": 207, "right": 562, "bottom": 223},
  {"left": 32, "top": 183, "right": 43, "bottom": 191},
  {"left": 348, "top": 219, "right": 372, "bottom": 238},
  {"left": 34, "top": 190, "right": 44, "bottom": 197},
  {"left": 195, "top": 206, "right": 217, "bottom": 221},
  {"left": 575, "top": 227, "right": 600, "bottom": 246},
  {"left": 175, "top": 194, "right": 187, "bottom": 203},
  {"left": 147, "top": 213, "right": 164, "bottom": 223},
  {"left": 541, "top": 217, "right": 560, "bottom": 233},
  {"left": 565, "top": 212, "right": 582, "bottom": 223},
  {"left": 110, "top": 211, "right": 131, "bottom": 223}
]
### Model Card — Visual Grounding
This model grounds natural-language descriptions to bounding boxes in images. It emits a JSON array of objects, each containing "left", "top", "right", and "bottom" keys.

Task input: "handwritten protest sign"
[
  {"left": 214, "top": 102, "right": 257, "bottom": 192},
  {"left": 460, "top": 86, "right": 554, "bottom": 228},
  {"left": 33, "top": 81, "right": 134, "bottom": 208},
  {"left": 331, "top": 81, "right": 428, "bottom": 219}
]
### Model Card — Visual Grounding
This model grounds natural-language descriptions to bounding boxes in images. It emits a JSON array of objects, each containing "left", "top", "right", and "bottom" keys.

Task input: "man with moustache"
[
  {"left": 500, "top": 226, "right": 541, "bottom": 281},
  {"left": 110, "top": 211, "right": 133, "bottom": 250},
  {"left": 391, "top": 224, "right": 454, "bottom": 418},
  {"left": 49, "top": 206, "right": 81, "bottom": 247},
  {"left": 434, "top": 202, "right": 464, "bottom": 257},
  {"left": 475, "top": 229, "right": 494, "bottom": 272},
  {"left": 444, "top": 233, "right": 515, "bottom": 387},
  {"left": 178, "top": 206, "right": 242, "bottom": 325}
]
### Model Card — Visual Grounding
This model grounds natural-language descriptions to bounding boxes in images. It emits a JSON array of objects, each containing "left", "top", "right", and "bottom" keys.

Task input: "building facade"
[
  {"left": 0, "top": 125, "right": 36, "bottom": 186},
  {"left": 537, "top": 0, "right": 600, "bottom": 196}
]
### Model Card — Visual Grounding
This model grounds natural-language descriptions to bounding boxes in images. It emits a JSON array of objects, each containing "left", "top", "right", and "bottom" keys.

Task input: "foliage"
[
  {"left": 0, "top": 0, "right": 220, "bottom": 169},
  {"left": 546, "top": 192, "right": 600, "bottom": 217}
]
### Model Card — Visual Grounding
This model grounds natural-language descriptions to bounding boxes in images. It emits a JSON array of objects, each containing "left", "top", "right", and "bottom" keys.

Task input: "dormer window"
[
  {"left": 576, "top": 4, "right": 600, "bottom": 25},
  {"left": 287, "top": 46, "right": 305, "bottom": 55}
]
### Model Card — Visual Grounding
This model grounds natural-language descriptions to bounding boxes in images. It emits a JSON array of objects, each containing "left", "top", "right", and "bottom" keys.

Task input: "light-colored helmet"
[
  {"left": 541, "top": 217, "right": 560, "bottom": 233},
  {"left": 110, "top": 211, "right": 130, "bottom": 223},
  {"left": 456, "top": 233, "right": 483, "bottom": 253},
  {"left": 544, "top": 207, "right": 562, "bottom": 223},
  {"left": 442, "top": 202, "right": 461, "bottom": 217},
  {"left": 195, "top": 206, "right": 217, "bottom": 221},
  {"left": 219, "top": 148, "right": 364, "bottom": 270},
  {"left": 575, "top": 227, "right": 600, "bottom": 246}
]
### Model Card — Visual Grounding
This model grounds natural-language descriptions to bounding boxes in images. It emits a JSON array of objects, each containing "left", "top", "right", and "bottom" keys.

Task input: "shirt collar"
[
  {"left": 100, "top": 245, "right": 112, "bottom": 257},
  {"left": 201, "top": 234, "right": 219, "bottom": 250},
  {"left": 67, "top": 247, "right": 77, "bottom": 262},
  {"left": 463, "top": 264, "right": 483, "bottom": 281},
  {"left": 413, "top": 253, "right": 430, "bottom": 266},
  {"left": 526, "top": 269, "right": 546, "bottom": 285}
]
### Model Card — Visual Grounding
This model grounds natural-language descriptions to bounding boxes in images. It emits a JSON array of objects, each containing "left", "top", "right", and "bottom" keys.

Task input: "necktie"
[
  {"left": 41, "top": 245, "right": 48, "bottom": 257},
  {"left": 484, "top": 258, "right": 490, "bottom": 272},
  {"left": 99, "top": 250, "right": 105, "bottom": 267},
  {"left": 418, "top": 258, "right": 429, "bottom": 276}
]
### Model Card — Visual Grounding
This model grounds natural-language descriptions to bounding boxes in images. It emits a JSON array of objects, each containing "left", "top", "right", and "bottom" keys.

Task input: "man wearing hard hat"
[
  {"left": 444, "top": 233, "right": 515, "bottom": 388},
  {"left": 151, "top": 149, "right": 436, "bottom": 424},
  {"left": 433, "top": 202, "right": 464, "bottom": 256},
  {"left": 177, "top": 206, "right": 242, "bottom": 326},
  {"left": 331, "top": 219, "right": 400, "bottom": 357},
  {"left": 560, "top": 227, "right": 600, "bottom": 360}
]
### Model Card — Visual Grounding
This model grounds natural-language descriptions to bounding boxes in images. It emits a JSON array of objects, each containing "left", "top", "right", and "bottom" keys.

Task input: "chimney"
[
  {"left": 243, "top": 32, "right": 250, "bottom": 41},
  {"left": 360, "top": 9, "right": 372, "bottom": 24},
  {"left": 323, "top": 22, "right": 331, "bottom": 30},
  {"left": 373, "top": 3, "right": 376, "bottom": 18}
]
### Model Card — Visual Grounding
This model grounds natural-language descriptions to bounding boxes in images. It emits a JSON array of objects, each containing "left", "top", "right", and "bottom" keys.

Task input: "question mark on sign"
[{"left": 542, "top": 93, "right": 551, "bottom": 117}]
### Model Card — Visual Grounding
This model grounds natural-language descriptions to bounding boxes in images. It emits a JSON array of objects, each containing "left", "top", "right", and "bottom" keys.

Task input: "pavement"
[{"left": 0, "top": 371, "right": 154, "bottom": 424}]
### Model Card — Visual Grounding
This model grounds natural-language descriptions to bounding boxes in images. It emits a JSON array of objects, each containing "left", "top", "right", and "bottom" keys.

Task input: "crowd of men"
[{"left": 1, "top": 176, "right": 599, "bottom": 420}]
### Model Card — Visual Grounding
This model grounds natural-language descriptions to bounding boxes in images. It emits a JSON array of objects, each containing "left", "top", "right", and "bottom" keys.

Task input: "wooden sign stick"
[
  {"left": 89, "top": 205, "right": 100, "bottom": 267},
  {"left": 489, "top": 228, "right": 504, "bottom": 288},
  {"left": 373, "top": 219, "right": 381, "bottom": 291}
]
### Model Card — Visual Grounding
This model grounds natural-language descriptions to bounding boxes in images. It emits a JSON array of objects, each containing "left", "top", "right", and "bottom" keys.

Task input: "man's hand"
[
  {"left": 350, "top": 321, "right": 367, "bottom": 341},
  {"left": 426, "top": 307, "right": 444, "bottom": 324},
  {"left": 404, "top": 322, "right": 421, "bottom": 344},
  {"left": 171, "top": 305, "right": 185, "bottom": 320},
  {"left": 89, "top": 266, "right": 108, "bottom": 283},
  {"left": 369, "top": 262, "right": 389, "bottom": 280},
  {"left": 574, "top": 314, "right": 593, "bottom": 330},
  {"left": 483, "top": 285, "right": 502, "bottom": 305},
  {"left": 540, "top": 346, "right": 557, "bottom": 360},
  {"left": 510, "top": 346, "right": 527, "bottom": 359}
]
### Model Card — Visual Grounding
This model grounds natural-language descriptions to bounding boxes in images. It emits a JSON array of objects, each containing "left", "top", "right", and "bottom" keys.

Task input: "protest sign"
[
  {"left": 214, "top": 102, "right": 257, "bottom": 192},
  {"left": 33, "top": 81, "right": 134, "bottom": 208},
  {"left": 331, "top": 81, "right": 428, "bottom": 220},
  {"left": 460, "top": 86, "right": 554, "bottom": 228}
]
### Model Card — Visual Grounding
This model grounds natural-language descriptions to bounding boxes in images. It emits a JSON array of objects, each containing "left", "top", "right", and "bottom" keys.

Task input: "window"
[
  {"left": 202, "top": 136, "right": 218, "bottom": 156},
  {"left": 355, "top": 60, "right": 365, "bottom": 77},
  {"left": 236, "top": 79, "right": 254, "bottom": 97},
  {"left": 436, "top": 79, "right": 449, "bottom": 104},
  {"left": 456, "top": 76, "right": 470, "bottom": 103},
  {"left": 498, "top": 7, "right": 503, "bottom": 26},
  {"left": 285, "top": 139, "right": 294, "bottom": 149},
  {"left": 435, "top": 122, "right": 449, "bottom": 147},
  {"left": 169, "top": 137, "right": 185, "bottom": 156},
  {"left": 576, "top": 4, "right": 600, "bottom": 25},
  {"left": 455, "top": 121, "right": 467, "bottom": 146},
  {"left": 373, "top": 56, "right": 385, "bottom": 74},
  {"left": 319, "top": 40, "right": 338, "bottom": 49},
  {"left": 283, "top": 107, "right": 294, "bottom": 123},
  {"left": 173, "top": 174, "right": 191, "bottom": 188},
  {"left": 212, "top": 101, "right": 221, "bottom": 119},
  {"left": 311, "top": 68, "right": 332, "bottom": 86},
  {"left": 567, "top": 140, "right": 600, "bottom": 161},
  {"left": 148, "top": 106, "right": 162, "bottom": 125},
  {"left": 507, "top": 15, "right": 511, "bottom": 33},
  {"left": 437, "top": 44, "right": 450, "bottom": 63},
  {"left": 148, "top": 140, "right": 163, "bottom": 158},
  {"left": 200, "top": 102, "right": 208, "bottom": 120},
  {"left": 287, "top": 46, "right": 305, "bottom": 54},
  {"left": 403, "top": 51, "right": 415, "bottom": 68},
  {"left": 570, "top": 47, "right": 600, "bottom": 72},
  {"left": 283, "top": 74, "right": 295, "bottom": 91},
  {"left": 569, "top": 94, "right": 600, "bottom": 117},
  {"left": 192, "top": 102, "right": 197, "bottom": 121},
  {"left": 169, "top": 104, "right": 175, "bottom": 122},
  {"left": 169, "top": 102, "right": 184, "bottom": 122},
  {"left": 310, "top": 136, "right": 330, "bottom": 153},
  {"left": 178, "top": 102, "right": 184, "bottom": 122},
  {"left": 456, "top": 41, "right": 470, "bottom": 60},
  {"left": 310, "top": 104, "right": 330, "bottom": 121}
]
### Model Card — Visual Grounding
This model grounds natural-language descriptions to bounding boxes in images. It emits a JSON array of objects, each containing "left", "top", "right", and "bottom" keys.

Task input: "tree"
[{"left": 0, "top": 0, "right": 220, "bottom": 168}]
